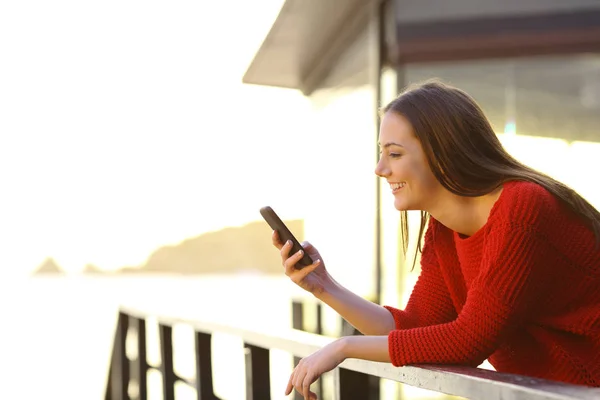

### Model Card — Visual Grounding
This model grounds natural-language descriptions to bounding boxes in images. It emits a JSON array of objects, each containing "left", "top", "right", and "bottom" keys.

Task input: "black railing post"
[
  {"left": 159, "top": 324, "right": 176, "bottom": 400},
  {"left": 338, "top": 319, "right": 380, "bottom": 399},
  {"left": 105, "top": 351, "right": 114, "bottom": 400},
  {"left": 292, "top": 300, "right": 304, "bottom": 332},
  {"left": 108, "top": 312, "right": 130, "bottom": 400},
  {"left": 195, "top": 331, "right": 219, "bottom": 400},
  {"left": 244, "top": 344, "right": 271, "bottom": 400},
  {"left": 291, "top": 300, "right": 304, "bottom": 400},
  {"left": 316, "top": 302, "right": 323, "bottom": 335},
  {"left": 135, "top": 317, "right": 148, "bottom": 400},
  {"left": 335, "top": 368, "right": 379, "bottom": 400}
]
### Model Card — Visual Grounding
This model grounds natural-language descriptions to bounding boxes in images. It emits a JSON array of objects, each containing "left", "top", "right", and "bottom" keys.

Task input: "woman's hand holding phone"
[{"left": 272, "top": 230, "right": 331, "bottom": 296}]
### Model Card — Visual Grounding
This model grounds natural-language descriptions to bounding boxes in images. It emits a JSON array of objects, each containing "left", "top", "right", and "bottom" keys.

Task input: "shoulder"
[{"left": 493, "top": 180, "right": 565, "bottom": 228}]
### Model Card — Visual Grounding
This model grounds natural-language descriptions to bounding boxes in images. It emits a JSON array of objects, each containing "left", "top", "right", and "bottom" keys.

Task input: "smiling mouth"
[{"left": 390, "top": 182, "right": 405, "bottom": 193}]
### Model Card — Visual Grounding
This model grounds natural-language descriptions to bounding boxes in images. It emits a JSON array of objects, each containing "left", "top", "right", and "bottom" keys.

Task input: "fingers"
[
  {"left": 277, "top": 236, "right": 322, "bottom": 276},
  {"left": 281, "top": 240, "right": 294, "bottom": 259},
  {"left": 293, "top": 371, "right": 304, "bottom": 399},
  {"left": 302, "top": 374, "right": 315, "bottom": 399},
  {"left": 283, "top": 246, "right": 306, "bottom": 272},
  {"left": 296, "top": 259, "right": 321, "bottom": 278},
  {"left": 285, "top": 372, "right": 294, "bottom": 396},
  {"left": 271, "top": 230, "right": 283, "bottom": 249},
  {"left": 287, "top": 363, "right": 318, "bottom": 400}
]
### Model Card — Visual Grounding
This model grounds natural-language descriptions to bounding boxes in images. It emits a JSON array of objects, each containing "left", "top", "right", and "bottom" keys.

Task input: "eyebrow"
[{"left": 378, "top": 142, "right": 404, "bottom": 148}]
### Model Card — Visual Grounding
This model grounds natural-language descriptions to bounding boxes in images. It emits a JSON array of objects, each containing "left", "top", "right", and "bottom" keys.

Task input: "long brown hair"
[{"left": 382, "top": 79, "right": 600, "bottom": 264}]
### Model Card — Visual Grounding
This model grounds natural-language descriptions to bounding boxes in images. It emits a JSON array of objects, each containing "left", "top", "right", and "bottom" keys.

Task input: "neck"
[{"left": 427, "top": 186, "right": 503, "bottom": 237}]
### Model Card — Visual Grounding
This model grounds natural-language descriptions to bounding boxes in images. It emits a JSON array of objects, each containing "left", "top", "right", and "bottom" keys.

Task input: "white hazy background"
[
  {"left": 0, "top": 0, "right": 313, "bottom": 276},
  {"left": 0, "top": 1, "right": 324, "bottom": 399}
]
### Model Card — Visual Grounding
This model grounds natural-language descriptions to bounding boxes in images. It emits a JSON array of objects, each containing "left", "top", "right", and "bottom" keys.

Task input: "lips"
[{"left": 390, "top": 182, "right": 405, "bottom": 193}]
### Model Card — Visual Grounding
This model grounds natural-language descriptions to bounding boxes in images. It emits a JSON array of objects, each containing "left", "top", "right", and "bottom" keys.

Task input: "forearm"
[
  {"left": 340, "top": 335, "right": 391, "bottom": 363},
  {"left": 315, "top": 278, "right": 395, "bottom": 336}
]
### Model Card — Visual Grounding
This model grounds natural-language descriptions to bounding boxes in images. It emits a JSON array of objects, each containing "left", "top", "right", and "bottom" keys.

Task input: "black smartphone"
[{"left": 260, "top": 206, "right": 314, "bottom": 268}]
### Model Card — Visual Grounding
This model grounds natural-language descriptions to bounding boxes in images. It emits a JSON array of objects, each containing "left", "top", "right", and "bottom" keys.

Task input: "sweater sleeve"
[
  {"left": 388, "top": 221, "right": 551, "bottom": 367},
  {"left": 383, "top": 219, "right": 458, "bottom": 330}
]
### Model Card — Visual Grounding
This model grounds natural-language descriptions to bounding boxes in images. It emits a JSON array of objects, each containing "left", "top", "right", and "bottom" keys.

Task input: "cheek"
[{"left": 409, "top": 162, "right": 438, "bottom": 191}]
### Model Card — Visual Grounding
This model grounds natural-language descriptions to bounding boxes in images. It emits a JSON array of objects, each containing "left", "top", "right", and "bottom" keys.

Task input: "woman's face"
[{"left": 375, "top": 112, "right": 443, "bottom": 211}]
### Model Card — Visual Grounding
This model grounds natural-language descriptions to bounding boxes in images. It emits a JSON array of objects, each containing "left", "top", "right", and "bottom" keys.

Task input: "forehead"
[{"left": 378, "top": 112, "right": 415, "bottom": 145}]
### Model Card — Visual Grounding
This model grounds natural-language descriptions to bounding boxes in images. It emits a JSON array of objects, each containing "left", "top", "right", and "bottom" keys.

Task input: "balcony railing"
[{"left": 105, "top": 304, "right": 600, "bottom": 400}]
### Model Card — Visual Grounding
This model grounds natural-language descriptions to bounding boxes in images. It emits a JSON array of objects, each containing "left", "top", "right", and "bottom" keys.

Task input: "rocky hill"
[{"left": 32, "top": 219, "right": 305, "bottom": 275}]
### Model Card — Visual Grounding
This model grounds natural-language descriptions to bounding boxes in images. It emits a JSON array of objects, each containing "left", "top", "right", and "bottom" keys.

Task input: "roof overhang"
[
  {"left": 244, "top": 1, "right": 600, "bottom": 95},
  {"left": 242, "top": 0, "right": 377, "bottom": 95}
]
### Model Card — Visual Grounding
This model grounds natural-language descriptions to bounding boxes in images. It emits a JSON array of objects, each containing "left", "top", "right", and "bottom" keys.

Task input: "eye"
[{"left": 389, "top": 153, "right": 402, "bottom": 158}]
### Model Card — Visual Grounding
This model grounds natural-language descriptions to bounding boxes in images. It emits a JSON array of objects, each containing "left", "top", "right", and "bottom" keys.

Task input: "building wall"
[{"left": 304, "top": 23, "right": 378, "bottom": 307}]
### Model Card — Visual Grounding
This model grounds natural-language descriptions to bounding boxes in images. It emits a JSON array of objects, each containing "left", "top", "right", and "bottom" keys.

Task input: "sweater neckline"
[{"left": 453, "top": 181, "right": 512, "bottom": 242}]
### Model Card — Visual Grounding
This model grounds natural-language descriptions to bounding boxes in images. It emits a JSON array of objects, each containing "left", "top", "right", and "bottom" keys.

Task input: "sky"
[
  {"left": 3, "top": 2, "right": 600, "bottom": 278},
  {"left": 0, "top": 0, "right": 316, "bottom": 274}
]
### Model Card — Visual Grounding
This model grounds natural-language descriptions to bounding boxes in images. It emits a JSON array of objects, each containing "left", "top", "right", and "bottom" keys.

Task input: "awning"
[{"left": 242, "top": 0, "right": 375, "bottom": 94}]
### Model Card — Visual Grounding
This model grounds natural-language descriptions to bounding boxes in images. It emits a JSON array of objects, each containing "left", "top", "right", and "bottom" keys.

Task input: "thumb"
[
  {"left": 300, "top": 259, "right": 321, "bottom": 277},
  {"left": 301, "top": 240, "right": 314, "bottom": 252}
]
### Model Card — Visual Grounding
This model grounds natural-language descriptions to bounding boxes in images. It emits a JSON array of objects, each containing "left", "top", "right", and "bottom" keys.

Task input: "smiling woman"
[{"left": 272, "top": 80, "right": 600, "bottom": 398}]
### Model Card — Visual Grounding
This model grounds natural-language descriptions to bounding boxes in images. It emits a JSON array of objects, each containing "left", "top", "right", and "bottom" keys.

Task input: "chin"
[
  {"left": 394, "top": 197, "right": 419, "bottom": 211},
  {"left": 393, "top": 200, "right": 409, "bottom": 211}
]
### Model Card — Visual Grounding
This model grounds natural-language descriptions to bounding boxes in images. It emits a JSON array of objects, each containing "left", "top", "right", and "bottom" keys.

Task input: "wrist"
[
  {"left": 337, "top": 336, "right": 354, "bottom": 360},
  {"left": 336, "top": 335, "right": 392, "bottom": 363},
  {"left": 313, "top": 274, "right": 339, "bottom": 300}
]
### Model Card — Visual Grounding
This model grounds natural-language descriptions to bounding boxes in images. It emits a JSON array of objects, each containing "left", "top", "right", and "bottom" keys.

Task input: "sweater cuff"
[{"left": 387, "top": 330, "right": 403, "bottom": 367}]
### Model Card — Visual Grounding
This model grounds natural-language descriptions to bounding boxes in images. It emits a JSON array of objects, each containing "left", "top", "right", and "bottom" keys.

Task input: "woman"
[{"left": 272, "top": 80, "right": 600, "bottom": 399}]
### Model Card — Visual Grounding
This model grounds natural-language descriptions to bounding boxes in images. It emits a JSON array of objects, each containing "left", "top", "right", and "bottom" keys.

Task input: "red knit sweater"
[{"left": 384, "top": 180, "right": 600, "bottom": 386}]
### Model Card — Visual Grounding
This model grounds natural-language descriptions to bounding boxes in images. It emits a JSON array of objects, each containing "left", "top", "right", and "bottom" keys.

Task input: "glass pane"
[
  {"left": 402, "top": 54, "right": 600, "bottom": 212},
  {"left": 404, "top": 54, "right": 600, "bottom": 142}
]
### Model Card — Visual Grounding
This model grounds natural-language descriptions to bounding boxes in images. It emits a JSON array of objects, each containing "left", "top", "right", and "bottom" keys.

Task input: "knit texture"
[{"left": 384, "top": 180, "right": 600, "bottom": 386}]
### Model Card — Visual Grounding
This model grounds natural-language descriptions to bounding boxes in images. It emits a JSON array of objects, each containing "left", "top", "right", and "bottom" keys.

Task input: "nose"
[{"left": 374, "top": 157, "right": 389, "bottom": 178}]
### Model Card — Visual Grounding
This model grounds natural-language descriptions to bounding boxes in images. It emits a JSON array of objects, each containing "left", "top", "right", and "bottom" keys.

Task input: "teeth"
[{"left": 390, "top": 183, "right": 405, "bottom": 190}]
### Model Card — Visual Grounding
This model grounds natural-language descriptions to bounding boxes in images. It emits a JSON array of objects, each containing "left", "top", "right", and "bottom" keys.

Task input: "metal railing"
[{"left": 105, "top": 304, "right": 600, "bottom": 400}]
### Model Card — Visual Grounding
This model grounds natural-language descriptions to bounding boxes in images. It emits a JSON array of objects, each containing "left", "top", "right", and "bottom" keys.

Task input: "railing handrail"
[{"left": 114, "top": 305, "right": 600, "bottom": 400}]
